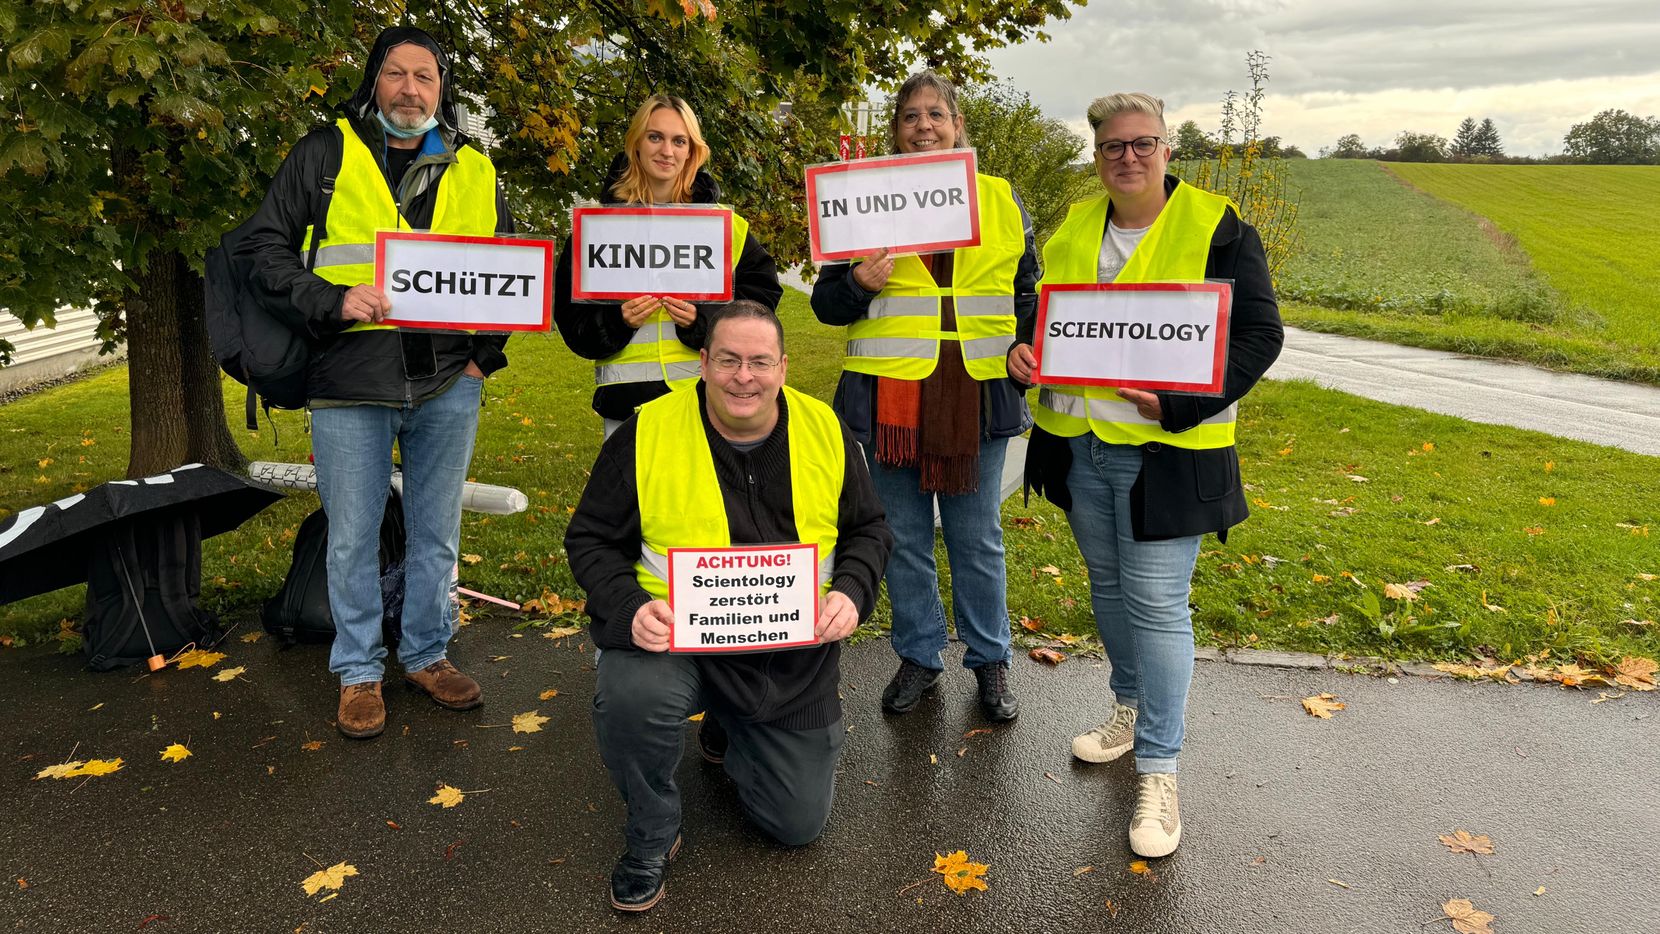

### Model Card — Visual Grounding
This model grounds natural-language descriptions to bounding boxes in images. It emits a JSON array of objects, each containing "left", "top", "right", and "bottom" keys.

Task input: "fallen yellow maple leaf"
[
  {"left": 1610, "top": 656, "right": 1657, "bottom": 691},
  {"left": 1382, "top": 583, "right": 1417, "bottom": 601},
  {"left": 932, "top": 850, "right": 989, "bottom": 894},
  {"left": 33, "top": 761, "right": 85, "bottom": 780},
  {"left": 428, "top": 784, "right": 465, "bottom": 808},
  {"left": 1538, "top": 496, "right": 1556, "bottom": 507},
  {"left": 159, "top": 744, "right": 192, "bottom": 764},
  {"left": 1028, "top": 646, "right": 1067, "bottom": 665},
  {"left": 300, "top": 740, "right": 326, "bottom": 752},
  {"left": 1301, "top": 693, "right": 1345, "bottom": 718},
  {"left": 174, "top": 649, "right": 226, "bottom": 669},
  {"left": 240, "top": 631, "right": 263, "bottom": 643},
  {"left": 72, "top": 758, "right": 123, "bottom": 777},
  {"left": 299, "top": 861, "right": 358, "bottom": 897},
  {"left": 1442, "top": 898, "right": 1495, "bottom": 934},
  {"left": 512, "top": 710, "right": 550, "bottom": 734},
  {"left": 1127, "top": 860, "right": 1152, "bottom": 875},
  {"left": 542, "top": 625, "right": 584, "bottom": 640},
  {"left": 211, "top": 666, "right": 246, "bottom": 682},
  {"left": 1552, "top": 663, "right": 1608, "bottom": 688},
  {"left": 1438, "top": 829, "right": 1494, "bottom": 855},
  {"left": 538, "top": 689, "right": 560, "bottom": 700}
]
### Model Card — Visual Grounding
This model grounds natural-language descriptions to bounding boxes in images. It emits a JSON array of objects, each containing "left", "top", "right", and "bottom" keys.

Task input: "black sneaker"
[
  {"left": 698, "top": 714, "right": 728, "bottom": 765},
  {"left": 881, "top": 660, "right": 943, "bottom": 714},
  {"left": 972, "top": 662, "right": 1019, "bottom": 722},
  {"left": 610, "top": 834, "right": 682, "bottom": 912}
]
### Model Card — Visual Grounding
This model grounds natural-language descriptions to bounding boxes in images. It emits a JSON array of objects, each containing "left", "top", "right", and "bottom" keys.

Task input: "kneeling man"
[{"left": 565, "top": 300, "right": 892, "bottom": 912}]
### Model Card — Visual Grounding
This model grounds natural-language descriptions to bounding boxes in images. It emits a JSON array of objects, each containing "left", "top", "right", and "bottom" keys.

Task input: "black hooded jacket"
[
  {"left": 553, "top": 152, "right": 784, "bottom": 421},
  {"left": 235, "top": 26, "right": 518, "bottom": 406}
]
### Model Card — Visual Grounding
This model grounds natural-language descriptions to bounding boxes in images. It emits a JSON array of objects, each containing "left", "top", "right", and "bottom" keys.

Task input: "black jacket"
[
  {"left": 809, "top": 187, "right": 1041, "bottom": 445},
  {"left": 564, "top": 385, "right": 893, "bottom": 728},
  {"left": 236, "top": 32, "right": 517, "bottom": 406},
  {"left": 554, "top": 152, "right": 784, "bottom": 421},
  {"left": 1023, "top": 176, "right": 1284, "bottom": 542}
]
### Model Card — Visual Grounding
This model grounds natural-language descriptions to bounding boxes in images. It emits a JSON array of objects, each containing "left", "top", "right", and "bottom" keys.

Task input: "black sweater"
[
  {"left": 554, "top": 153, "right": 785, "bottom": 421},
  {"left": 563, "top": 385, "right": 893, "bottom": 728}
]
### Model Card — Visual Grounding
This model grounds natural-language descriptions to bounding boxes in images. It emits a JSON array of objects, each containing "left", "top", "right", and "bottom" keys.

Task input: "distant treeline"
[{"left": 1317, "top": 109, "right": 1660, "bottom": 165}]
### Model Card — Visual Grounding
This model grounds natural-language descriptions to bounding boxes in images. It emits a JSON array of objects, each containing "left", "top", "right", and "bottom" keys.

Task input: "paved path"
[
  {"left": 2, "top": 627, "right": 1654, "bottom": 933},
  {"left": 1270, "top": 327, "right": 1660, "bottom": 456}
]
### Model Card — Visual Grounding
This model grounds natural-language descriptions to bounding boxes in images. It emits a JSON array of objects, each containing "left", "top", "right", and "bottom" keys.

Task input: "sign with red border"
[
  {"left": 570, "top": 205, "right": 734, "bottom": 302},
  {"left": 375, "top": 231, "right": 553, "bottom": 332},
  {"left": 804, "top": 150, "right": 981, "bottom": 262},
  {"left": 667, "top": 543, "right": 820, "bottom": 653},
  {"left": 1033, "top": 282, "right": 1232, "bottom": 395}
]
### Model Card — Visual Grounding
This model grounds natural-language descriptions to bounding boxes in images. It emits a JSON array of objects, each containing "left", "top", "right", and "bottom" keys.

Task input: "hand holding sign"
[
  {"left": 1115, "top": 387, "right": 1163, "bottom": 421},
  {"left": 815, "top": 591, "right": 858, "bottom": 643},
  {"left": 342, "top": 284, "right": 391, "bottom": 323},
  {"left": 852, "top": 248, "right": 894, "bottom": 293},
  {"left": 620, "top": 296, "right": 662, "bottom": 327},
  {"left": 632, "top": 599, "right": 674, "bottom": 653},
  {"left": 661, "top": 297, "right": 698, "bottom": 327},
  {"left": 1006, "top": 342, "right": 1036, "bottom": 383}
]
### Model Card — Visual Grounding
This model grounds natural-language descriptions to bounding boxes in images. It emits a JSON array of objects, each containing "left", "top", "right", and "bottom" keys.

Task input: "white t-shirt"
[{"left": 1096, "top": 220, "right": 1150, "bottom": 283}]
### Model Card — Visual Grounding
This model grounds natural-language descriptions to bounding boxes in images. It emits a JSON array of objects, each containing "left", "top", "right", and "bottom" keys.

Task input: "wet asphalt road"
[{"left": 1, "top": 623, "right": 1655, "bottom": 934}]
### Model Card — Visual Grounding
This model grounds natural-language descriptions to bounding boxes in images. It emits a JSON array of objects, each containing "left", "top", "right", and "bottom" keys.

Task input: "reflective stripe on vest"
[
  {"left": 632, "top": 384, "right": 844, "bottom": 601},
  {"left": 1033, "top": 183, "right": 1237, "bottom": 450},
  {"left": 843, "top": 174, "right": 1023, "bottom": 381},
  {"left": 303, "top": 118, "right": 499, "bottom": 333},
  {"left": 595, "top": 212, "right": 752, "bottom": 391}
]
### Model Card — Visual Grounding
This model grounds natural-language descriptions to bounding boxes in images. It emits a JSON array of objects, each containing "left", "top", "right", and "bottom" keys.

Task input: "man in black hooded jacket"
[{"left": 237, "top": 26, "right": 516, "bottom": 739}]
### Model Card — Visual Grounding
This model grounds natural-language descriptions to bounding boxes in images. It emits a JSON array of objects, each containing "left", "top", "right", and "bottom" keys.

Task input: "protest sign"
[
  {"left": 375, "top": 231, "right": 553, "bottom": 331},
  {"left": 571, "top": 205, "right": 733, "bottom": 301},
  {"left": 668, "top": 544, "right": 820, "bottom": 653},
  {"left": 804, "top": 150, "right": 980, "bottom": 261},
  {"left": 1034, "top": 283, "right": 1232, "bottom": 395}
]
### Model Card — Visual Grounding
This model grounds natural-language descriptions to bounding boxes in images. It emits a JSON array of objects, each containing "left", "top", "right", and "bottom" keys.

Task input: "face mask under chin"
[{"left": 376, "top": 108, "right": 439, "bottom": 140}]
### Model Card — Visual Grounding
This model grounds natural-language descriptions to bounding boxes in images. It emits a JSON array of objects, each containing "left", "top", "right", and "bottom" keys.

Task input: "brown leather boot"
[
  {"left": 404, "top": 659, "right": 483, "bottom": 710},
  {"left": 337, "top": 681, "right": 385, "bottom": 739}
]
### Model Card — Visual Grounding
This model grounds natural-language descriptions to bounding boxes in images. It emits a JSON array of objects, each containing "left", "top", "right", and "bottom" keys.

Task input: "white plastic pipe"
[{"left": 247, "top": 462, "right": 529, "bottom": 515}]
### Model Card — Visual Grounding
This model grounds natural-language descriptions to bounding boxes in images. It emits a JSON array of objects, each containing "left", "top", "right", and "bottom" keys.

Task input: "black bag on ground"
[
  {"left": 83, "top": 514, "right": 225, "bottom": 671},
  {"left": 203, "top": 124, "right": 341, "bottom": 426},
  {"left": 261, "top": 489, "right": 407, "bottom": 645}
]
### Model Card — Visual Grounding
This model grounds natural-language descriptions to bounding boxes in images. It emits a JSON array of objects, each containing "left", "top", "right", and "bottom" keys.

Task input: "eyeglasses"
[
  {"left": 900, "top": 108, "right": 954, "bottom": 128},
  {"left": 1096, "top": 136, "right": 1163, "bottom": 160},
  {"left": 710, "top": 355, "right": 779, "bottom": 374}
]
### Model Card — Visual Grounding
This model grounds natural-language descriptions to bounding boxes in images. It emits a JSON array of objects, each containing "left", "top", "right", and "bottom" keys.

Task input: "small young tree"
[{"left": 1173, "top": 51, "right": 1300, "bottom": 278}]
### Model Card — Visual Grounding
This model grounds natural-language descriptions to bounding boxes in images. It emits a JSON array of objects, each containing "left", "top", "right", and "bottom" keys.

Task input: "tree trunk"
[{"left": 123, "top": 250, "right": 246, "bottom": 478}]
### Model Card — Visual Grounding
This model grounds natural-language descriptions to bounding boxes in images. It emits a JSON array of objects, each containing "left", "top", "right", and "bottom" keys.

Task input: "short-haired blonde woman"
[
  {"left": 1012, "top": 92, "right": 1283, "bottom": 857},
  {"left": 555, "top": 94, "right": 783, "bottom": 436},
  {"left": 811, "top": 70, "right": 1041, "bottom": 722}
]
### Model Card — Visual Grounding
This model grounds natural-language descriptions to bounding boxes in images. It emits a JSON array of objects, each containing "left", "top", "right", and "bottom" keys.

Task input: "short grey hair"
[
  {"left": 1086, "top": 93, "right": 1166, "bottom": 134},
  {"left": 889, "top": 70, "right": 971, "bottom": 151}
]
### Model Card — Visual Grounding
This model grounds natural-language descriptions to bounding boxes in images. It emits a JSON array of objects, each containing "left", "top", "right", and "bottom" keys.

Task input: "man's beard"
[{"left": 385, "top": 101, "right": 432, "bottom": 130}]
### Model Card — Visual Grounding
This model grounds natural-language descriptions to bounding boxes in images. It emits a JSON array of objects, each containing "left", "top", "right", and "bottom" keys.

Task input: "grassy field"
[
  {"left": 1279, "top": 160, "right": 1660, "bottom": 383},
  {"left": 3, "top": 291, "right": 1656, "bottom": 670}
]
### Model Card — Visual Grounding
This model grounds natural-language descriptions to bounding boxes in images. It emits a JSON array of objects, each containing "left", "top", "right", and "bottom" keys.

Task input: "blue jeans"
[
  {"left": 867, "top": 436, "right": 1012, "bottom": 671},
  {"left": 311, "top": 375, "right": 482, "bottom": 685},
  {"left": 1064, "top": 435, "right": 1202, "bottom": 774}
]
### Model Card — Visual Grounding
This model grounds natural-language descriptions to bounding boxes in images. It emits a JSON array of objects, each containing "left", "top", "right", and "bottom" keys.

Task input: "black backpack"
[
  {"left": 204, "top": 125, "right": 342, "bottom": 428},
  {"left": 260, "top": 488, "right": 408, "bottom": 645},
  {"left": 83, "top": 513, "right": 225, "bottom": 671}
]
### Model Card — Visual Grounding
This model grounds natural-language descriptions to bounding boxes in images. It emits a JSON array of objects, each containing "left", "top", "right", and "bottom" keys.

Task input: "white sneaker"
[
  {"left": 1071, "top": 703, "right": 1137, "bottom": 763},
  {"left": 1128, "top": 772, "right": 1181, "bottom": 858}
]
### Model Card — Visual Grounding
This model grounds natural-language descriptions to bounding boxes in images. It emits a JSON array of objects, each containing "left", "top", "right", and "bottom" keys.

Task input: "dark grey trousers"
[{"left": 592, "top": 648, "right": 844, "bottom": 858}]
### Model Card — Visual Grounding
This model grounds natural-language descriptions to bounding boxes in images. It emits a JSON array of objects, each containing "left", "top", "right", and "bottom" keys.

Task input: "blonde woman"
[{"left": 555, "top": 94, "right": 782, "bottom": 436}]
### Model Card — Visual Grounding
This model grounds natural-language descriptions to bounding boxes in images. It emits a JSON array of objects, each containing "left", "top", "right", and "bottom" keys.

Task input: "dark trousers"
[{"left": 592, "top": 648, "right": 844, "bottom": 858}]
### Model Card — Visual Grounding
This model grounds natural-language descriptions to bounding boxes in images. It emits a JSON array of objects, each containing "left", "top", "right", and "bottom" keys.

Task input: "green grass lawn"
[
  {"left": 1278, "top": 160, "right": 1660, "bottom": 383},
  {"left": 4, "top": 291, "right": 1658, "bottom": 669}
]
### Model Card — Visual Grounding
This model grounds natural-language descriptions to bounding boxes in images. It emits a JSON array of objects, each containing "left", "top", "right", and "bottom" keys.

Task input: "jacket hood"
[
  {"left": 346, "top": 26, "right": 460, "bottom": 133},
  {"left": 598, "top": 151, "right": 722, "bottom": 205}
]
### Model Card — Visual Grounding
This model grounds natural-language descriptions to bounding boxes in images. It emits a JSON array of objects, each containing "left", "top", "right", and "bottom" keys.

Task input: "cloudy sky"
[{"left": 983, "top": 0, "right": 1660, "bottom": 156}]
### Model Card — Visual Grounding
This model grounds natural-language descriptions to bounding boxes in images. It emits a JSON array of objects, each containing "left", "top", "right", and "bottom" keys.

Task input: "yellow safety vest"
[
  {"left": 1033, "top": 182, "right": 1238, "bottom": 449},
  {"left": 843, "top": 173, "right": 1025, "bottom": 381},
  {"left": 304, "top": 118, "right": 500, "bottom": 332},
  {"left": 633, "top": 384, "right": 843, "bottom": 601},
  {"left": 595, "top": 212, "right": 753, "bottom": 392}
]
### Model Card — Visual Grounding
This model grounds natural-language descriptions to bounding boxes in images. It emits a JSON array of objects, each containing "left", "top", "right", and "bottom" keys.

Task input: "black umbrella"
[{"left": 0, "top": 463, "right": 283, "bottom": 604}]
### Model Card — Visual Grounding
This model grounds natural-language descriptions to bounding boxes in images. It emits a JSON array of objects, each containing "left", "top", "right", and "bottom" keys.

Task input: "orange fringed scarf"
[{"left": 874, "top": 253, "right": 981, "bottom": 495}]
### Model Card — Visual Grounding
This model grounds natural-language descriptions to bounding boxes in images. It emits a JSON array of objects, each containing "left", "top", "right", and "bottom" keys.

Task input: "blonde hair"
[
  {"left": 1086, "top": 93, "right": 1167, "bottom": 134},
  {"left": 610, "top": 94, "right": 710, "bottom": 204}
]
